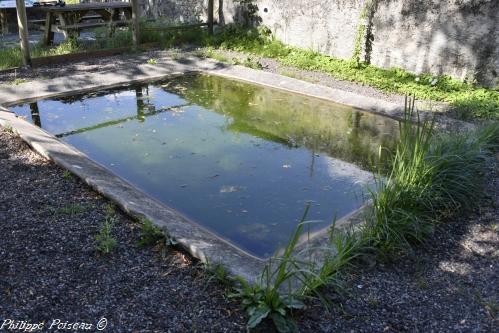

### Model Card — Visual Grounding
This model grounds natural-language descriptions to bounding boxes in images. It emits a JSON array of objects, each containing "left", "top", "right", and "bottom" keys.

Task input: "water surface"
[{"left": 11, "top": 74, "right": 398, "bottom": 257}]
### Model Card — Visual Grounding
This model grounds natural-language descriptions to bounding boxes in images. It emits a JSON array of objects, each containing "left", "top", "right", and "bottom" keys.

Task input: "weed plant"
[
  {"left": 138, "top": 219, "right": 166, "bottom": 247},
  {"left": 95, "top": 217, "right": 118, "bottom": 254}
]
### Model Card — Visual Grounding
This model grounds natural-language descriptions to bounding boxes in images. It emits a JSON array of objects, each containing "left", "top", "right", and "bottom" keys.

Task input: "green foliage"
[
  {"left": 203, "top": 26, "right": 499, "bottom": 119},
  {"left": 0, "top": 39, "right": 81, "bottom": 70},
  {"left": 103, "top": 203, "right": 116, "bottom": 218},
  {"left": 62, "top": 170, "right": 73, "bottom": 180},
  {"left": 231, "top": 206, "right": 323, "bottom": 333},
  {"left": 204, "top": 262, "right": 232, "bottom": 288},
  {"left": 352, "top": 0, "right": 373, "bottom": 65},
  {"left": 50, "top": 203, "right": 86, "bottom": 216},
  {"left": 367, "top": 97, "right": 499, "bottom": 253},
  {"left": 95, "top": 217, "right": 118, "bottom": 254},
  {"left": 138, "top": 219, "right": 165, "bottom": 247},
  {"left": 3, "top": 124, "right": 14, "bottom": 133}
]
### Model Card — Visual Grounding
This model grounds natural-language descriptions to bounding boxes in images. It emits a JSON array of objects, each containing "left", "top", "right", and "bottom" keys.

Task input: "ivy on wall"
[{"left": 352, "top": 0, "right": 379, "bottom": 66}]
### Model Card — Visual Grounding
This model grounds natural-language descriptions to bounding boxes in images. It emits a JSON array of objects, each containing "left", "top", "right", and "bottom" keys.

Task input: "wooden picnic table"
[{"left": 33, "top": 2, "right": 132, "bottom": 45}]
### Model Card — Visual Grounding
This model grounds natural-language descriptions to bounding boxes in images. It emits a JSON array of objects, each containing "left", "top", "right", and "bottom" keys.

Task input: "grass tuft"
[
  {"left": 50, "top": 203, "right": 86, "bottom": 216},
  {"left": 367, "top": 97, "right": 499, "bottom": 254},
  {"left": 138, "top": 219, "right": 166, "bottom": 247},
  {"left": 95, "top": 217, "right": 118, "bottom": 254}
]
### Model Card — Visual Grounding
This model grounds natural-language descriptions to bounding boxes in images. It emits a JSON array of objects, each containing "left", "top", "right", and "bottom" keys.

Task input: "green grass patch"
[
  {"left": 49, "top": 203, "right": 87, "bottom": 216},
  {"left": 137, "top": 219, "right": 166, "bottom": 247},
  {"left": 202, "top": 26, "right": 499, "bottom": 120},
  {"left": 62, "top": 170, "right": 74, "bottom": 180}
]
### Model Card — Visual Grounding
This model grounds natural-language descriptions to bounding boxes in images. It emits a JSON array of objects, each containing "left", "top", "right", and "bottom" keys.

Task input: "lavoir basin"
[{"left": 11, "top": 74, "right": 398, "bottom": 258}]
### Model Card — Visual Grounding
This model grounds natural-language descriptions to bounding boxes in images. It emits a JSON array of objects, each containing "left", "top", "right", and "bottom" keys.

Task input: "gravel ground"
[
  {"left": 0, "top": 129, "right": 247, "bottom": 332},
  {"left": 1, "top": 53, "right": 498, "bottom": 332}
]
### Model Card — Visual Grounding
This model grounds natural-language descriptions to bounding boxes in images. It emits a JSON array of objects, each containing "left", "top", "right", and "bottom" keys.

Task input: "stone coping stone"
[{"left": 0, "top": 56, "right": 471, "bottom": 283}]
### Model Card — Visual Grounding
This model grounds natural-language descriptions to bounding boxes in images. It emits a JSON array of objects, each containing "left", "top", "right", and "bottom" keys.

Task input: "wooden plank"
[
  {"left": 58, "top": 20, "right": 131, "bottom": 31},
  {"left": 15, "top": 0, "right": 32, "bottom": 67},
  {"left": 32, "top": 2, "right": 132, "bottom": 13}
]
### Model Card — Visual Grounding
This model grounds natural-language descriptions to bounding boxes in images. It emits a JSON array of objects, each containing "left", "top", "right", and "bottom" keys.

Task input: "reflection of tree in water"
[{"left": 164, "top": 74, "right": 399, "bottom": 169}]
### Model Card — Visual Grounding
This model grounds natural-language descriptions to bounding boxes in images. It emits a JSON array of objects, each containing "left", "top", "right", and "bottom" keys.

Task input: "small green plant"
[
  {"left": 103, "top": 203, "right": 116, "bottom": 218},
  {"left": 366, "top": 295, "right": 379, "bottom": 308},
  {"left": 62, "top": 170, "right": 73, "bottom": 180},
  {"left": 205, "top": 262, "right": 232, "bottom": 288},
  {"left": 138, "top": 219, "right": 165, "bottom": 247},
  {"left": 147, "top": 58, "right": 158, "bottom": 65},
  {"left": 95, "top": 217, "right": 118, "bottom": 254},
  {"left": 50, "top": 203, "right": 86, "bottom": 216},
  {"left": 3, "top": 124, "right": 14, "bottom": 134},
  {"left": 231, "top": 275, "right": 305, "bottom": 332},
  {"left": 9, "top": 78, "right": 27, "bottom": 86},
  {"left": 241, "top": 56, "right": 263, "bottom": 69},
  {"left": 231, "top": 205, "right": 322, "bottom": 332}
]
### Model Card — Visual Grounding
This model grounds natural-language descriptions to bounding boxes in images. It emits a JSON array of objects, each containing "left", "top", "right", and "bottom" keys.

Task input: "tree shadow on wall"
[
  {"left": 218, "top": 0, "right": 262, "bottom": 27},
  {"left": 370, "top": 0, "right": 498, "bottom": 87}
]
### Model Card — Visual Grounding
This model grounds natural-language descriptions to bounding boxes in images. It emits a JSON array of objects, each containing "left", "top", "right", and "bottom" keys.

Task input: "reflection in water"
[
  {"left": 30, "top": 103, "right": 41, "bottom": 128},
  {"left": 12, "top": 74, "right": 399, "bottom": 258}
]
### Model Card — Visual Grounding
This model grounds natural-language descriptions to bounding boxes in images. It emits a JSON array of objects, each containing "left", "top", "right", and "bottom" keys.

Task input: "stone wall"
[
  {"left": 140, "top": 0, "right": 498, "bottom": 87},
  {"left": 139, "top": 0, "right": 206, "bottom": 22}
]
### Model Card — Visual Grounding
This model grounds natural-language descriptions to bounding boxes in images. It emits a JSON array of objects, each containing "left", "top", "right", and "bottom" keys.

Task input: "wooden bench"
[
  {"left": 57, "top": 19, "right": 131, "bottom": 31},
  {"left": 32, "top": 2, "right": 132, "bottom": 45}
]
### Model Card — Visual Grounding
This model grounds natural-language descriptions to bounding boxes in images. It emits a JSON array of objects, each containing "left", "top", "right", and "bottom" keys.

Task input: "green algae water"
[{"left": 11, "top": 74, "right": 398, "bottom": 257}]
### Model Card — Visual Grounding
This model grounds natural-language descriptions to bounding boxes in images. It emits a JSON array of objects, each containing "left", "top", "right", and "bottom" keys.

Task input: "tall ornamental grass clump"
[{"left": 368, "top": 96, "right": 499, "bottom": 254}]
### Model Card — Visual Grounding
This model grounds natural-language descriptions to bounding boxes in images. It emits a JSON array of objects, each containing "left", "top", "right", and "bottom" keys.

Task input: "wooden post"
[
  {"left": 43, "top": 12, "right": 55, "bottom": 46},
  {"left": 16, "top": 0, "right": 31, "bottom": 67},
  {"left": 207, "top": 0, "right": 214, "bottom": 35},
  {"left": 130, "top": 0, "right": 140, "bottom": 49}
]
